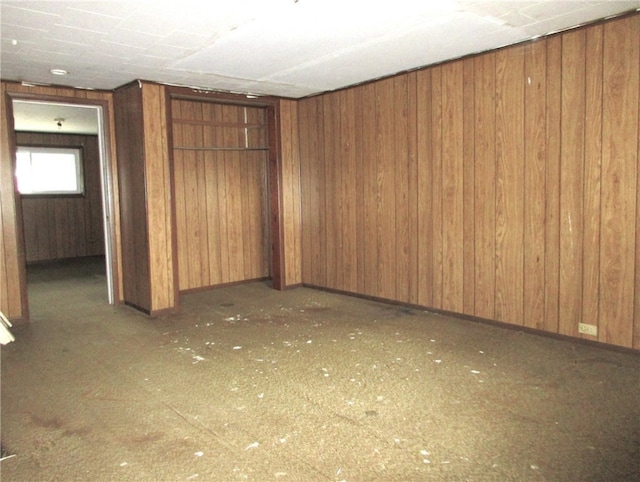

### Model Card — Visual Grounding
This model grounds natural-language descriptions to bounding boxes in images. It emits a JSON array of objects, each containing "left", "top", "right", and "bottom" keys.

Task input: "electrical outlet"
[{"left": 578, "top": 323, "right": 598, "bottom": 337}]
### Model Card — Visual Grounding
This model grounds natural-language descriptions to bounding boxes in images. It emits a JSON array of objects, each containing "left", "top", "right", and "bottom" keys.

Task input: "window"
[{"left": 16, "top": 146, "right": 84, "bottom": 195}]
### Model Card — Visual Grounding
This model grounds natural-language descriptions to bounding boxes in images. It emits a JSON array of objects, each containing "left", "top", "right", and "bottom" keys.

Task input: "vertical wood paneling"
[
  {"left": 315, "top": 98, "right": 327, "bottom": 288},
  {"left": 299, "top": 99, "right": 313, "bottom": 283},
  {"left": 194, "top": 104, "right": 210, "bottom": 287},
  {"left": 600, "top": 16, "right": 639, "bottom": 347},
  {"left": 297, "top": 13, "right": 640, "bottom": 349},
  {"left": 636, "top": 24, "right": 640, "bottom": 351},
  {"left": 215, "top": 104, "right": 231, "bottom": 284},
  {"left": 279, "top": 99, "right": 302, "bottom": 287},
  {"left": 0, "top": 83, "right": 23, "bottom": 319},
  {"left": 354, "top": 86, "right": 366, "bottom": 295},
  {"left": 115, "top": 83, "right": 152, "bottom": 311},
  {"left": 323, "top": 93, "right": 340, "bottom": 290},
  {"left": 430, "top": 67, "right": 444, "bottom": 309},
  {"left": 416, "top": 69, "right": 433, "bottom": 307},
  {"left": 473, "top": 53, "right": 496, "bottom": 320},
  {"left": 407, "top": 72, "right": 419, "bottom": 305},
  {"left": 171, "top": 99, "right": 269, "bottom": 292},
  {"left": 545, "top": 35, "right": 562, "bottom": 334},
  {"left": 494, "top": 46, "right": 525, "bottom": 325},
  {"left": 462, "top": 61, "right": 475, "bottom": 314},
  {"left": 523, "top": 41, "right": 547, "bottom": 331},
  {"left": 583, "top": 25, "right": 603, "bottom": 339},
  {"left": 394, "top": 76, "right": 410, "bottom": 302},
  {"left": 362, "top": 84, "right": 378, "bottom": 297},
  {"left": 142, "top": 83, "right": 175, "bottom": 311},
  {"left": 302, "top": 97, "right": 326, "bottom": 287},
  {"left": 202, "top": 103, "right": 222, "bottom": 285},
  {"left": 172, "top": 100, "right": 188, "bottom": 289},
  {"left": 441, "top": 61, "right": 464, "bottom": 313},
  {"left": 224, "top": 104, "right": 246, "bottom": 282},
  {"left": 559, "top": 30, "right": 586, "bottom": 338},
  {"left": 279, "top": 101, "right": 292, "bottom": 284},
  {"left": 340, "top": 90, "right": 357, "bottom": 293},
  {"left": 375, "top": 78, "right": 396, "bottom": 300}
]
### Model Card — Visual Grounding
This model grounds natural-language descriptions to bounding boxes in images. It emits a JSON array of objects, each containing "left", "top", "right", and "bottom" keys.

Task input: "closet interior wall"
[{"left": 171, "top": 99, "right": 270, "bottom": 292}]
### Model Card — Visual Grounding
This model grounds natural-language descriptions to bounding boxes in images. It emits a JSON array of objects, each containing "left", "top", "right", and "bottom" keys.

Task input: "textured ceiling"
[
  {"left": 3, "top": 1, "right": 640, "bottom": 134},
  {"left": 2, "top": 0, "right": 639, "bottom": 100}
]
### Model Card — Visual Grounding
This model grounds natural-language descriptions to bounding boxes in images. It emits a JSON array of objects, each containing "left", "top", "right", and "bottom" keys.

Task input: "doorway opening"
[{"left": 10, "top": 98, "right": 117, "bottom": 311}]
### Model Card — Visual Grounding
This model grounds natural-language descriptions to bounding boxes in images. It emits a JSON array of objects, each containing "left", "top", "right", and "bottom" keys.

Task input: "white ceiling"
[
  {"left": 12, "top": 100, "right": 100, "bottom": 135},
  {"left": 2, "top": 0, "right": 640, "bottom": 100},
  {"left": 2, "top": 1, "right": 640, "bottom": 133}
]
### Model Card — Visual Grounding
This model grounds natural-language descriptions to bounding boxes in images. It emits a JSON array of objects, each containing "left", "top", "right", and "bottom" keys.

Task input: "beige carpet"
[{"left": 2, "top": 257, "right": 639, "bottom": 481}]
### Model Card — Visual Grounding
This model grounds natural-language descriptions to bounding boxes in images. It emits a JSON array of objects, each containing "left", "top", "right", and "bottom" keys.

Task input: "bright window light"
[{"left": 16, "top": 146, "right": 84, "bottom": 195}]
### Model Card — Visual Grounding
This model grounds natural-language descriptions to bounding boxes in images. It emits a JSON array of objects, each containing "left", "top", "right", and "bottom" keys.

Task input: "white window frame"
[{"left": 16, "top": 146, "right": 85, "bottom": 196}]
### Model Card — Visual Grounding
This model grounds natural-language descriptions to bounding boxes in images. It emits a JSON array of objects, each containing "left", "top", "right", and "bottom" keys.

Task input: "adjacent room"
[{"left": 1, "top": 1, "right": 640, "bottom": 480}]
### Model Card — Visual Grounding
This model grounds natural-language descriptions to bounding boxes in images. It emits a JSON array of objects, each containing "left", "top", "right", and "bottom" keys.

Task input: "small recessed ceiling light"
[
  {"left": 11, "top": 39, "right": 18, "bottom": 46},
  {"left": 50, "top": 68, "right": 68, "bottom": 76}
]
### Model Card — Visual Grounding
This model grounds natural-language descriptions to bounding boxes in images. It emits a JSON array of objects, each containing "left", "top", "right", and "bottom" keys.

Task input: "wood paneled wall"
[
  {"left": 1, "top": 81, "right": 122, "bottom": 321},
  {"left": 142, "top": 83, "right": 175, "bottom": 313},
  {"left": 171, "top": 98, "right": 270, "bottom": 291},
  {"left": 114, "top": 81, "right": 175, "bottom": 314},
  {"left": 298, "top": 14, "right": 640, "bottom": 349},
  {"left": 17, "top": 132, "right": 105, "bottom": 262},
  {"left": 279, "top": 99, "right": 302, "bottom": 287},
  {"left": 114, "top": 82, "right": 151, "bottom": 311}
]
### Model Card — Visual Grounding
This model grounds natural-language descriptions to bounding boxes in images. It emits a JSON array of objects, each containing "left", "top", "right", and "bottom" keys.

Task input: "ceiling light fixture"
[{"left": 50, "top": 68, "right": 68, "bottom": 76}]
